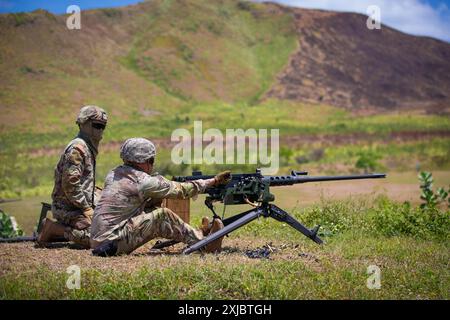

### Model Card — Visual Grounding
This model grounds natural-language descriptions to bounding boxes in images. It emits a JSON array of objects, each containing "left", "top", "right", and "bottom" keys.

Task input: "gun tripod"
[{"left": 152, "top": 202, "right": 323, "bottom": 254}]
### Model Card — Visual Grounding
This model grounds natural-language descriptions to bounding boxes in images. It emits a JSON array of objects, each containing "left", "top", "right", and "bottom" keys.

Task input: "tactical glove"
[{"left": 213, "top": 171, "right": 231, "bottom": 186}]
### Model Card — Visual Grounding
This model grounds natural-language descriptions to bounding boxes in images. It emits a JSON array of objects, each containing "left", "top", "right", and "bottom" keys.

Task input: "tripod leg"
[
  {"left": 269, "top": 204, "right": 323, "bottom": 244},
  {"left": 222, "top": 207, "right": 260, "bottom": 226},
  {"left": 184, "top": 208, "right": 262, "bottom": 254},
  {"left": 151, "top": 208, "right": 259, "bottom": 250}
]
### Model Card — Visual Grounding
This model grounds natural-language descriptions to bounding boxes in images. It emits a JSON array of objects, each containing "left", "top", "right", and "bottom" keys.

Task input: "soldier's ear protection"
[{"left": 147, "top": 157, "right": 155, "bottom": 165}]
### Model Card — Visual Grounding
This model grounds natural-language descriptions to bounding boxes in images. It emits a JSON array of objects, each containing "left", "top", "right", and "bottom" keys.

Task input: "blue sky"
[
  {"left": 0, "top": 0, "right": 449, "bottom": 42},
  {"left": 0, "top": 0, "right": 143, "bottom": 14}
]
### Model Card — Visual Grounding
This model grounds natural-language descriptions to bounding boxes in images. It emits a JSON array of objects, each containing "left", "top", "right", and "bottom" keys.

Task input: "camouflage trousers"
[
  {"left": 114, "top": 207, "right": 203, "bottom": 255},
  {"left": 52, "top": 205, "right": 91, "bottom": 248}
]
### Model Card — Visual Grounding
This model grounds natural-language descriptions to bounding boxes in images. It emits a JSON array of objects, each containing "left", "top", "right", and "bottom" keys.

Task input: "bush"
[
  {"left": 0, "top": 210, "right": 24, "bottom": 238},
  {"left": 10, "top": 12, "right": 35, "bottom": 26},
  {"left": 355, "top": 149, "right": 381, "bottom": 173},
  {"left": 102, "top": 8, "right": 121, "bottom": 18},
  {"left": 309, "top": 148, "right": 325, "bottom": 162},
  {"left": 296, "top": 199, "right": 370, "bottom": 237},
  {"left": 279, "top": 147, "right": 293, "bottom": 167},
  {"left": 418, "top": 171, "right": 449, "bottom": 210},
  {"left": 294, "top": 148, "right": 325, "bottom": 165},
  {"left": 295, "top": 194, "right": 449, "bottom": 241},
  {"left": 371, "top": 197, "right": 449, "bottom": 240},
  {"left": 237, "top": 1, "right": 252, "bottom": 11}
]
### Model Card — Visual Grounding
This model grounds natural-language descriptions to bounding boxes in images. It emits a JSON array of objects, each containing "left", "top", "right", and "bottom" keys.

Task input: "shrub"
[
  {"left": 102, "top": 8, "right": 121, "bottom": 18},
  {"left": 295, "top": 193, "right": 449, "bottom": 241},
  {"left": 355, "top": 149, "right": 381, "bottom": 173},
  {"left": 418, "top": 171, "right": 449, "bottom": 210},
  {"left": 370, "top": 197, "right": 449, "bottom": 240},
  {"left": 309, "top": 148, "right": 325, "bottom": 162},
  {"left": 279, "top": 147, "right": 293, "bottom": 166},
  {"left": 10, "top": 13, "right": 35, "bottom": 26},
  {"left": 0, "top": 210, "right": 24, "bottom": 238},
  {"left": 237, "top": 1, "right": 252, "bottom": 11},
  {"left": 296, "top": 199, "right": 370, "bottom": 237}
]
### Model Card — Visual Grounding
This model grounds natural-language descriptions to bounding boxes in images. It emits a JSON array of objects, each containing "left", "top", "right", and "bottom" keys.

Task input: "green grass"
[
  {"left": 2, "top": 99, "right": 449, "bottom": 153},
  {"left": 3, "top": 246, "right": 449, "bottom": 300},
  {"left": 1, "top": 184, "right": 448, "bottom": 299},
  {"left": 1, "top": 231, "right": 448, "bottom": 299}
]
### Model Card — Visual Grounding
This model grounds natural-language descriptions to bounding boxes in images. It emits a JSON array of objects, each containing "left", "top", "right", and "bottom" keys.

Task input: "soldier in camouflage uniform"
[
  {"left": 91, "top": 138, "right": 231, "bottom": 256},
  {"left": 37, "top": 105, "right": 108, "bottom": 248}
]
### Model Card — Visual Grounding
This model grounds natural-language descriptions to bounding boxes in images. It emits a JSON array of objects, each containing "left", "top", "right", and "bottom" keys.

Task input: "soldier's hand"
[
  {"left": 83, "top": 207, "right": 94, "bottom": 222},
  {"left": 214, "top": 171, "right": 231, "bottom": 186}
]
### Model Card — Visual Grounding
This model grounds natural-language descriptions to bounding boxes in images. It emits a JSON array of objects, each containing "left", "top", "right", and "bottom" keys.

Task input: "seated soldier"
[
  {"left": 37, "top": 105, "right": 108, "bottom": 248},
  {"left": 90, "top": 138, "right": 230, "bottom": 256}
]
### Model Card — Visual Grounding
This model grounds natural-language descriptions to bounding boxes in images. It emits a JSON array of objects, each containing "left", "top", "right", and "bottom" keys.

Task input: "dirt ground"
[{"left": 0, "top": 238, "right": 322, "bottom": 276}]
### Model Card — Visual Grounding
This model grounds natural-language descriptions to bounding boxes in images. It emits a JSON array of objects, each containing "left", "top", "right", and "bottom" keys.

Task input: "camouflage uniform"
[
  {"left": 51, "top": 137, "right": 96, "bottom": 246},
  {"left": 51, "top": 106, "right": 107, "bottom": 247},
  {"left": 91, "top": 164, "right": 212, "bottom": 254}
]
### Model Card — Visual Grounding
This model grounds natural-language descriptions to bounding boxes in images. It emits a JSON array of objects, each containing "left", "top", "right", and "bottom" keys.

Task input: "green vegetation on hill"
[
  {"left": 0, "top": 0, "right": 297, "bottom": 133},
  {"left": 123, "top": 0, "right": 297, "bottom": 104}
]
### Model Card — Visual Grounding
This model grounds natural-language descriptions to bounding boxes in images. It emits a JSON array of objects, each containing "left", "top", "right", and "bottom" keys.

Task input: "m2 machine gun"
[{"left": 153, "top": 169, "right": 386, "bottom": 254}]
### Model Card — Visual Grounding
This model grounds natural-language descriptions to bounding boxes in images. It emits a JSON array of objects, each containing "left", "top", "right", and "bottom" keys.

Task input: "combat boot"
[
  {"left": 92, "top": 240, "right": 118, "bottom": 257},
  {"left": 36, "top": 218, "right": 66, "bottom": 245},
  {"left": 203, "top": 218, "right": 224, "bottom": 253},
  {"left": 200, "top": 216, "right": 211, "bottom": 236}
]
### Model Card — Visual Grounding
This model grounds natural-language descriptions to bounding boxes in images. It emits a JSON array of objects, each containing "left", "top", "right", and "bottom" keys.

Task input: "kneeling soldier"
[
  {"left": 90, "top": 138, "right": 230, "bottom": 256},
  {"left": 37, "top": 105, "right": 108, "bottom": 248}
]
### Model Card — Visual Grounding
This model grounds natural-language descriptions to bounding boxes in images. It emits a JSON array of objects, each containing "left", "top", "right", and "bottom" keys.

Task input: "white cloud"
[{"left": 257, "top": 0, "right": 450, "bottom": 42}]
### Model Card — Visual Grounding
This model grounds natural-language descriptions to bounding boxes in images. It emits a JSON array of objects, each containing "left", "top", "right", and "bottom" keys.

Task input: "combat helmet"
[
  {"left": 120, "top": 138, "right": 156, "bottom": 164},
  {"left": 76, "top": 105, "right": 108, "bottom": 125}
]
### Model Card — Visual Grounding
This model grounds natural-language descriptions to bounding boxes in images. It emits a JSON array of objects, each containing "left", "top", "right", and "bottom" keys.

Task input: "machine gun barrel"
[
  {"left": 263, "top": 173, "right": 386, "bottom": 186},
  {"left": 173, "top": 171, "right": 386, "bottom": 186}
]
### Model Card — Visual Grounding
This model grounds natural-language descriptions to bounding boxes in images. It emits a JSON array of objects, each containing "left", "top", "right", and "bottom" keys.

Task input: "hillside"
[
  {"left": 0, "top": 0, "right": 297, "bottom": 132},
  {"left": 265, "top": 4, "right": 450, "bottom": 111},
  {"left": 1, "top": 0, "right": 450, "bottom": 135}
]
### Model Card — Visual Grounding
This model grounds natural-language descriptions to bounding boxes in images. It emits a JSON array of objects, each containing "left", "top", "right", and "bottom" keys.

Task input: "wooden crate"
[{"left": 162, "top": 198, "right": 190, "bottom": 223}]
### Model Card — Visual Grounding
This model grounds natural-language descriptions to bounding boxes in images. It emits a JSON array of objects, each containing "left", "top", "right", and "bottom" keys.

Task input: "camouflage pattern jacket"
[
  {"left": 51, "top": 137, "right": 96, "bottom": 212},
  {"left": 91, "top": 165, "right": 211, "bottom": 242}
]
